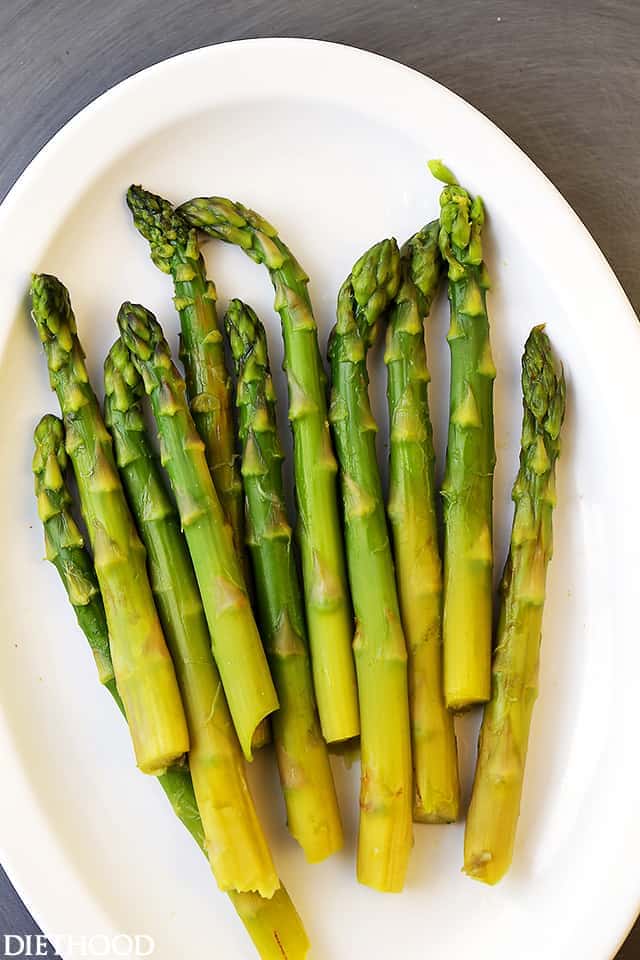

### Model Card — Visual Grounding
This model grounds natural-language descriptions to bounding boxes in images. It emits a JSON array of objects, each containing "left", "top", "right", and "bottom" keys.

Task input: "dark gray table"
[{"left": 1, "top": 1, "right": 638, "bottom": 957}]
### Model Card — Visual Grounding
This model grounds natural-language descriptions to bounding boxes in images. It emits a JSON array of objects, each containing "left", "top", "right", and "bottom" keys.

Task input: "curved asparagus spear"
[
  {"left": 429, "top": 161, "right": 496, "bottom": 710},
  {"left": 224, "top": 299, "right": 343, "bottom": 862},
  {"left": 117, "top": 302, "right": 278, "bottom": 760},
  {"left": 104, "top": 339, "right": 278, "bottom": 896},
  {"left": 385, "top": 222, "right": 460, "bottom": 823},
  {"left": 30, "top": 275, "right": 188, "bottom": 775},
  {"left": 464, "top": 326, "right": 565, "bottom": 885},
  {"left": 328, "top": 239, "right": 412, "bottom": 892},
  {"left": 126, "top": 186, "right": 246, "bottom": 570},
  {"left": 32, "top": 414, "right": 309, "bottom": 957},
  {"left": 179, "top": 196, "right": 358, "bottom": 744}
]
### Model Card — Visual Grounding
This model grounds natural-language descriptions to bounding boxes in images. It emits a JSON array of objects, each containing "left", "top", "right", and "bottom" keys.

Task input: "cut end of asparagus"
[
  {"left": 30, "top": 273, "right": 77, "bottom": 346},
  {"left": 126, "top": 184, "right": 193, "bottom": 273},
  {"left": 463, "top": 850, "right": 502, "bottom": 885}
]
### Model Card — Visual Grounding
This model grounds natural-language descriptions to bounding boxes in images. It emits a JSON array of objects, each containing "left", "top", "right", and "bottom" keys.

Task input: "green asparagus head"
[
  {"left": 404, "top": 220, "right": 443, "bottom": 315},
  {"left": 32, "top": 414, "right": 86, "bottom": 570},
  {"left": 127, "top": 185, "right": 196, "bottom": 273},
  {"left": 178, "top": 196, "right": 285, "bottom": 269},
  {"left": 224, "top": 299, "right": 270, "bottom": 378},
  {"left": 33, "top": 414, "right": 67, "bottom": 503},
  {"left": 522, "top": 326, "right": 566, "bottom": 443},
  {"left": 427, "top": 159, "right": 459, "bottom": 186},
  {"left": 30, "top": 274, "right": 92, "bottom": 405},
  {"left": 429, "top": 162, "right": 486, "bottom": 281},
  {"left": 511, "top": 326, "right": 566, "bottom": 563},
  {"left": 117, "top": 300, "right": 178, "bottom": 398},
  {"left": 30, "top": 273, "right": 77, "bottom": 353},
  {"left": 104, "top": 337, "right": 145, "bottom": 416}
]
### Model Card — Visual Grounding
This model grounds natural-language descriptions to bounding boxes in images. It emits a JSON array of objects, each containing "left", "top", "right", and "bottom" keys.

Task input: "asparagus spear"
[
  {"left": 224, "top": 299, "right": 343, "bottom": 862},
  {"left": 328, "top": 239, "right": 413, "bottom": 892},
  {"left": 117, "top": 301, "right": 278, "bottom": 760},
  {"left": 385, "top": 222, "right": 460, "bottom": 823},
  {"left": 126, "top": 186, "right": 246, "bottom": 570},
  {"left": 429, "top": 160, "right": 496, "bottom": 711},
  {"left": 30, "top": 275, "right": 188, "bottom": 775},
  {"left": 178, "top": 196, "right": 359, "bottom": 744},
  {"left": 464, "top": 326, "right": 565, "bottom": 885},
  {"left": 104, "top": 338, "right": 278, "bottom": 896},
  {"left": 32, "top": 414, "right": 309, "bottom": 958}
]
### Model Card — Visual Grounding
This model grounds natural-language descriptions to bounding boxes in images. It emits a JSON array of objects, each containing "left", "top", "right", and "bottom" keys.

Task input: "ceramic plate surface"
[{"left": 0, "top": 37, "right": 639, "bottom": 960}]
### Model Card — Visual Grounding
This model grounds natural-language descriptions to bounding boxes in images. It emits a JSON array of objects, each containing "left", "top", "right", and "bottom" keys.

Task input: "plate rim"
[{"left": 0, "top": 36, "right": 638, "bottom": 960}]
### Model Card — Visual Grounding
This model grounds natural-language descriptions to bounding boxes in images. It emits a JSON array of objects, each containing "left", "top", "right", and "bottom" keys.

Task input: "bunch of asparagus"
[{"left": 28, "top": 162, "right": 565, "bottom": 958}]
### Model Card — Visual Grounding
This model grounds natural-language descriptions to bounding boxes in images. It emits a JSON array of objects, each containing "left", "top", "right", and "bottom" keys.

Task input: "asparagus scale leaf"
[
  {"left": 464, "top": 326, "right": 566, "bottom": 884},
  {"left": 225, "top": 299, "right": 343, "bottom": 863},
  {"left": 30, "top": 274, "right": 189, "bottom": 775},
  {"left": 32, "top": 414, "right": 309, "bottom": 958},
  {"left": 328, "top": 239, "right": 413, "bottom": 892},
  {"left": 429, "top": 162, "right": 497, "bottom": 711},
  {"left": 385, "top": 222, "right": 460, "bottom": 823},
  {"left": 179, "top": 195, "right": 359, "bottom": 744},
  {"left": 117, "top": 301, "right": 278, "bottom": 760},
  {"left": 104, "top": 339, "right": 279, "bottom": 897}
]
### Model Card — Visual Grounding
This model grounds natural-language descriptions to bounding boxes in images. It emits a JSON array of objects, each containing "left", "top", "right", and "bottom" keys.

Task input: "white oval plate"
[{"left": 0, "top": 38, "right": 638, "bottom": 960}]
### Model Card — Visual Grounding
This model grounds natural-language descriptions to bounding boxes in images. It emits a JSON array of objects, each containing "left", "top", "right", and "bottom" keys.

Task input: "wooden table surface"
[{"left": 1, "top": 1, "right": 638, "bottom": 957}]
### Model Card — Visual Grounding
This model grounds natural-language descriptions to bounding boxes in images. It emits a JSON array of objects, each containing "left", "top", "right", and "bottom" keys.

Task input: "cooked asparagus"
[
  {"left": 386, "top": 222, "right": 460, "bottom": 822},
  {"left": 178, "top": 195, "right": 359, "bottom": 744},
  {"left": 126, "top": 186, "right": 246, "bottom": 569},
  {"left": 429, "top": 160, "right": 496, "bottom": 711},
  {"left": 328, "top": 239, "right": 413, "bottom": 892},
  {"left": 104, "top": 338, "right": 278, "bottom": 896},
  {"left": 32, "top": 413, "right": 308, "bottom": 957},
  {"left": 30, "top": 274, "right": 188, "bottom": 775},
  {"left": 117, "top": 301, "right": 278, "bottom": 761},
  {"left": 225, "top": 299, "right": 343, "bottom": 863},
  {"left": 464, "top": 326, "right": 566, "bottom": 884}
]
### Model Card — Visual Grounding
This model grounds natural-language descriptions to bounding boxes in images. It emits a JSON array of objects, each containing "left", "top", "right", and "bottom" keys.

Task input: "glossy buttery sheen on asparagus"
[
  {"left": 104, "top": 338, "right": 278, "bottom": 896},
  {"left": 464, "top": 327, "right": 565, "bottom": 885},
  {"left": 179, "top": 196, "right": 359, "bottom": 744},
  {"left": 32, "top": 414, "right": 309, "bottom": 959},
  {"left": 117, "top": 301, "right": 278, "bottom": 761},
  {"left": 30, "top": 275, "right": 188, "bottom": 775},
  {"left": 328, "top": 239, "right": 413, "bottom": 892},
  {"left": 225, "top": 299, "right": 343, "bottom": 863},
  {"left": 429, "top": 161, "right": 497, "bottom": 711},
  {"left": 385, "top": 222, "right": 460, "bottom": 823}
]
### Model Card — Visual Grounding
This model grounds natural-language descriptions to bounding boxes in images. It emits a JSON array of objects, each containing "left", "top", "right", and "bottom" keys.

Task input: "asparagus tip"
[{"left": 428, "top": 158, "right": 459, "bottom": 186}]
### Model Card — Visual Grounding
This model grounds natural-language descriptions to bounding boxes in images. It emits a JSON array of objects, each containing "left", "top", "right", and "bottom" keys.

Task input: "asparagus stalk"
[
  {"left": 117, "top": 302, "right": 278, "bottom": 760},
  {"left": 30, "top": 275, "right": 188, "bottom": 775},
  {"left": 385, "top": 222, "right": 460, "bottom": 823},
  {"left": 179, "top": 196, "right": 359, "bottom": 744},
  {"left": 32, "top": 414, "right": 309, "bottom": 957},
  {"left": 224, "top": 299, "right": 343, "bottom": 862},
  {"left": 464, "top": 326, "right": 565, "bottom": 884},
  {"left": 126, "top": 186, "right": 246, "bottom": 570},
  {"left": 429, "top": 161, "right": 496, "bottom": 711},
  {"left": 328, "top": 239, "right": 413, "bottom": 892},
  {"left": 104, "top": 339, "right": 278, "bottom": 896}
]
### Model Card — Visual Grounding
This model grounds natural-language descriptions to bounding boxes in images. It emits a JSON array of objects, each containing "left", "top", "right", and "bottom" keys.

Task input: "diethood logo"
[{"left": 0, "top": 934, "right": 155, "bottom": 957}]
